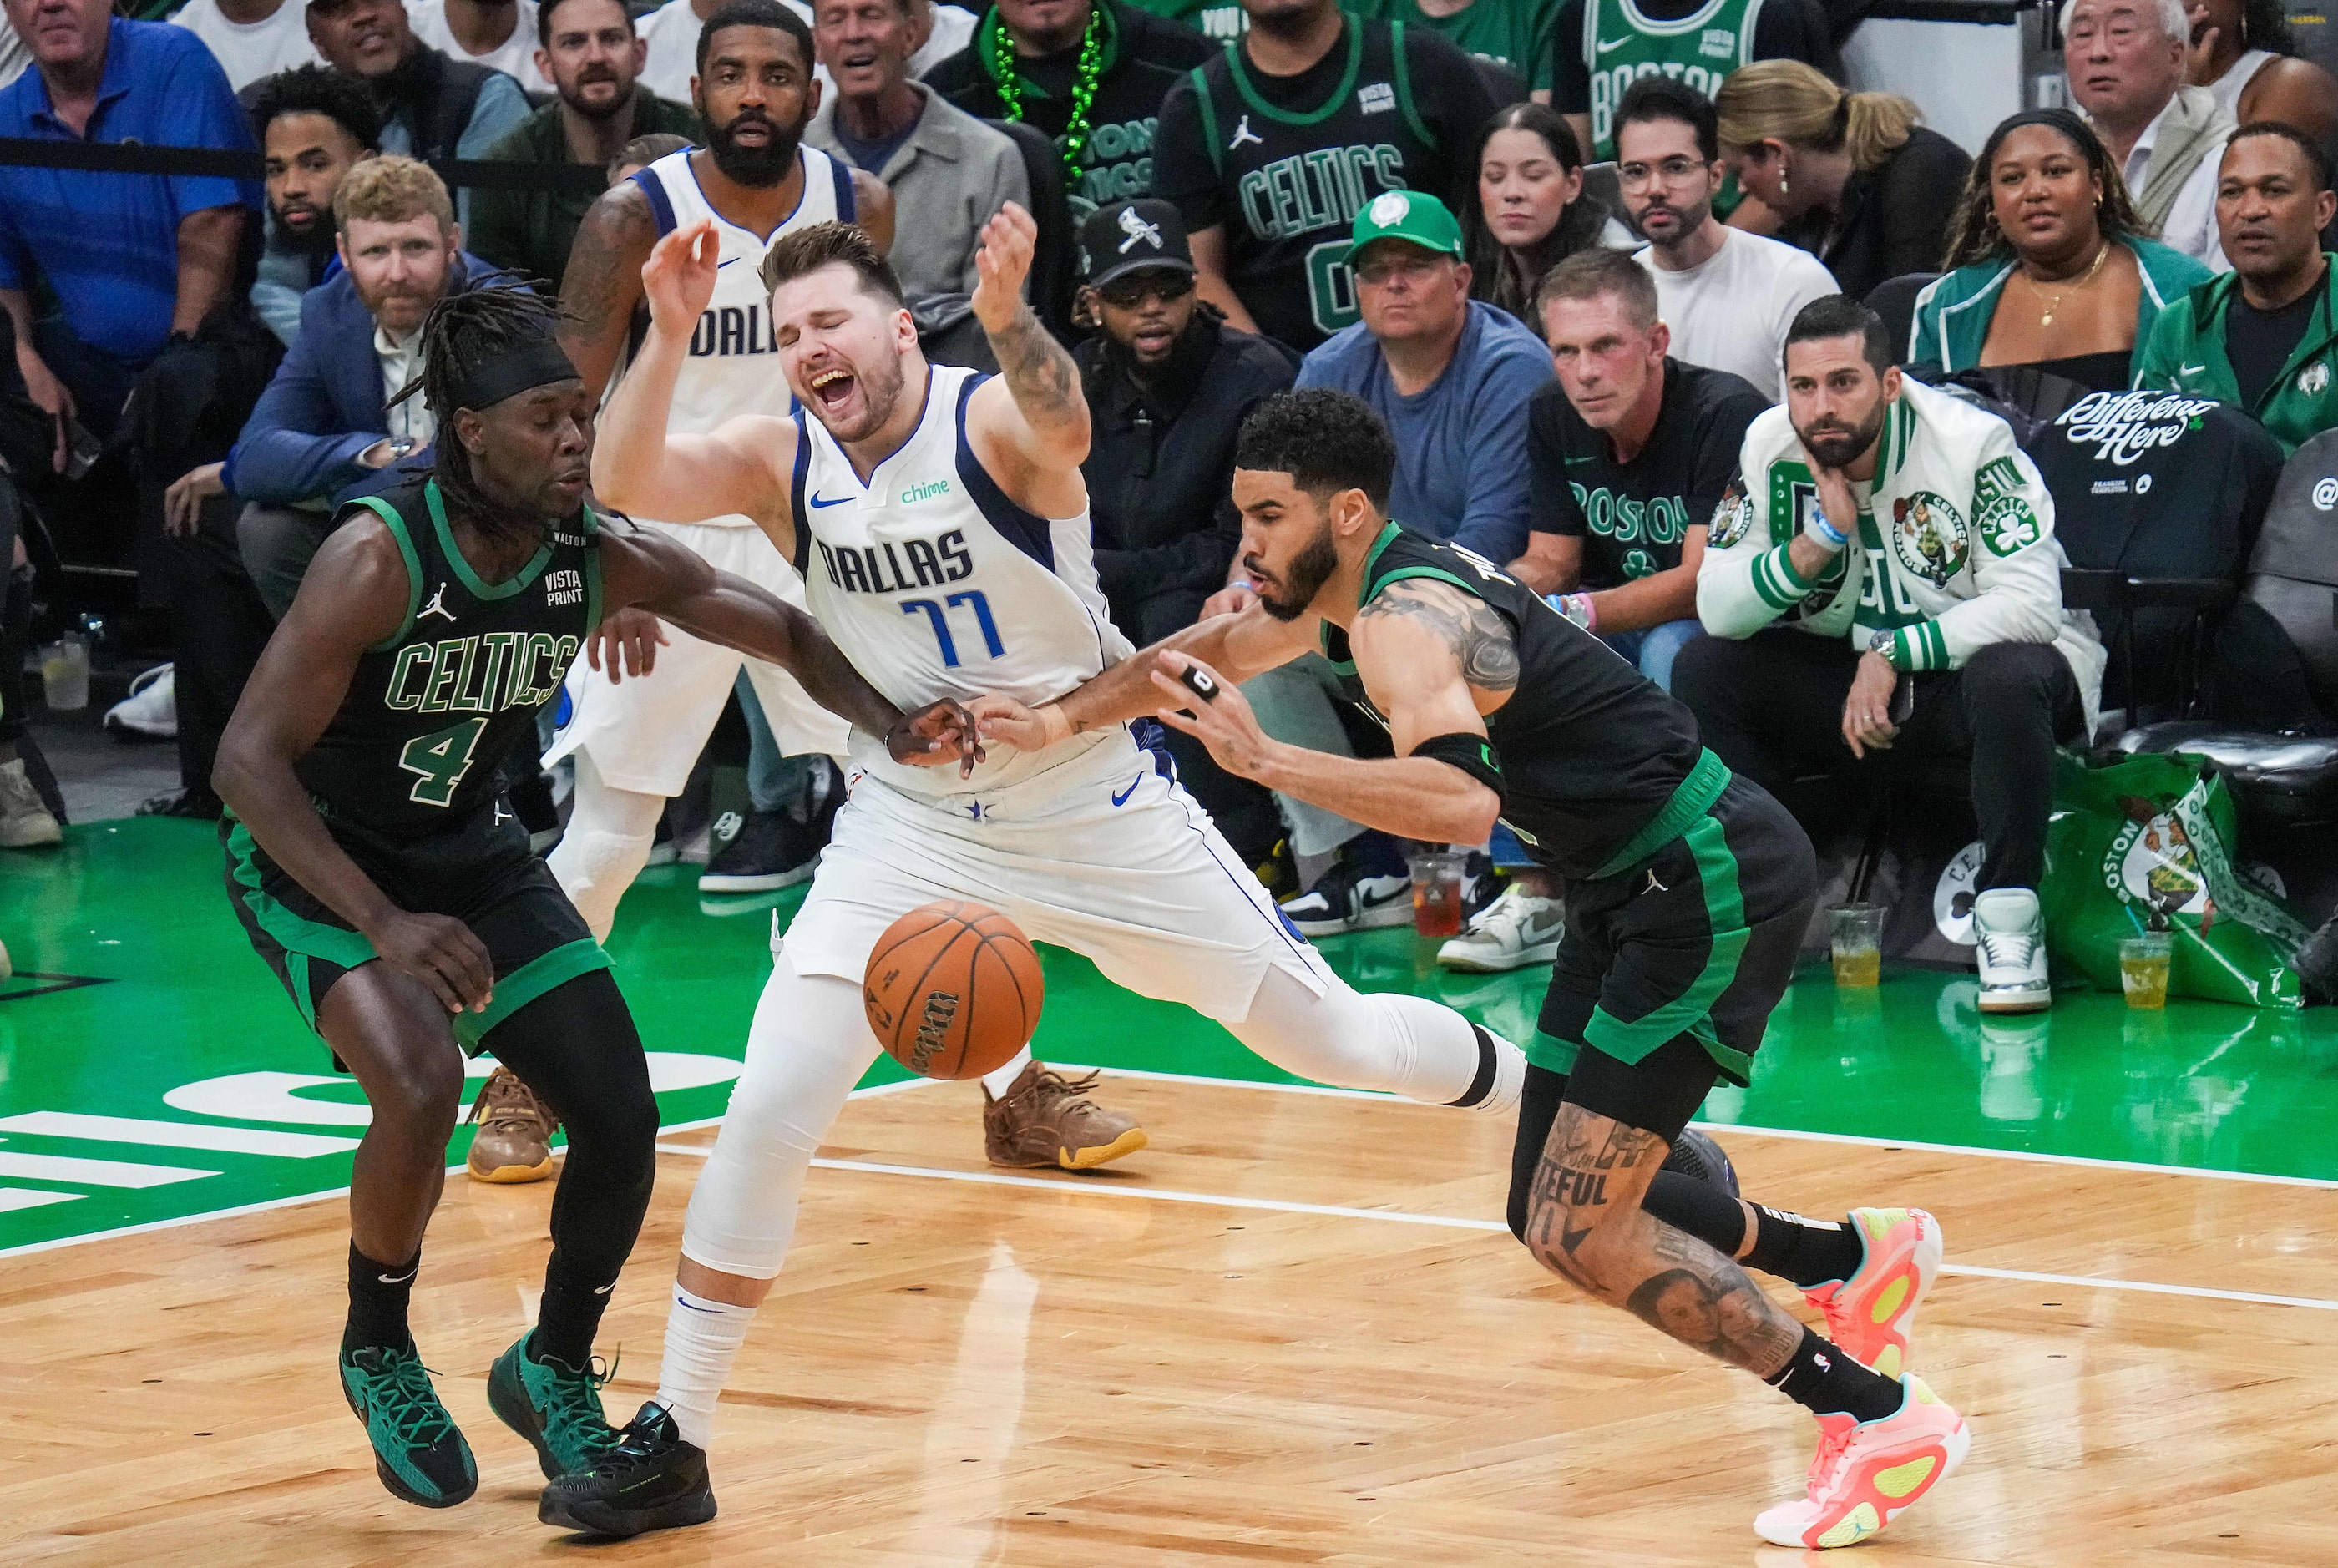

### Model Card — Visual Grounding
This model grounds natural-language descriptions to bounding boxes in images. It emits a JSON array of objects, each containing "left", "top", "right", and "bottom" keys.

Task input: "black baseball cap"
[{"left": 1079, "top": 200, "right": 1195, "bottom": 289}]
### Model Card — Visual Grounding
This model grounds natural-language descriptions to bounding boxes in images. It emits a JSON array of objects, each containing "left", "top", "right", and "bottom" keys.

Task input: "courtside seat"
[
  {"left": 1864, "top": 271, "right": 1938, "bottom": 364},
  {"left": 2108, "top": 722, "right": 2338, "bottom": 823},
  {"left": 2231, "top": 427, "right": 2338, "bottom": 721}
]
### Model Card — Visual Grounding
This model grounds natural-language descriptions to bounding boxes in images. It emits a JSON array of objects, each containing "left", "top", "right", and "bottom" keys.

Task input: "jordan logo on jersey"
[
  {"left": 813, "top": 529, "right": 974, "bottom": 595},
  {"left": 418, "top": 583, "right": 457, "bottom": 625}
]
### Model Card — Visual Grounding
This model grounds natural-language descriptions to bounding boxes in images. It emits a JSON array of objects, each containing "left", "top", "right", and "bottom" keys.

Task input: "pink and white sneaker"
[
  {"left": 1804, "top": 1206, "right": 1944, "bottom": 1379},
  {"left": 1754, "top": 1373, "right": 1970, "bottom": 1550}
]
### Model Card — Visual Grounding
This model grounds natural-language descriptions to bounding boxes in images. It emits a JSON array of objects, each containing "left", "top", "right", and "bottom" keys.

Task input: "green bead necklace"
[{"left": 990, "top": 3, "right": 1105, "bottom": 180}]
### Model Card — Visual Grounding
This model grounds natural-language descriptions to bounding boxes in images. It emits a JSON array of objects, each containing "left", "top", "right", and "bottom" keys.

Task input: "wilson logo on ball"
[{"left": 863, "top": 900, "right": 1044, "bottom": 1080}]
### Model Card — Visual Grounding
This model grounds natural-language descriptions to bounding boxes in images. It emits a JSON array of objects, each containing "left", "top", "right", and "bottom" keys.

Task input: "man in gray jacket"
[{"left": 804, "top": 0, "right": 1025, "bottom": 344}]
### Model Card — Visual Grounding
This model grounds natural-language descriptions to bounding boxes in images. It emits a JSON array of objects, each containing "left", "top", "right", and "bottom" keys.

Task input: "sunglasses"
[{"left": 1096, "top": 271, "right": 1195, "bottom": 310}]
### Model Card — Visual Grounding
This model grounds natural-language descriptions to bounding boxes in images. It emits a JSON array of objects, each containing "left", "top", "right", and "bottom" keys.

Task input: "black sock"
[
  {"left": 345, "top": 1242, "right": 418, "bottom": 1354},
  {"left": 1766, "top": 1326, "right": 1904, "bottom": 1424},
  {"left": 1743, "top": 1205, "right": 1865, "bottom": 1290},
  {"left": 1642, "top": 1169, "right": 1749, "bottom": 1254},
  {"left": 534, "top": 1258, "right": 614, "bottom": 1368}
]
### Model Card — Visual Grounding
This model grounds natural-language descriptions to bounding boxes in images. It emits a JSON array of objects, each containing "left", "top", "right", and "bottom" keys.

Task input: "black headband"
[{"left": 446, "top": 335, "right": 581, "bottom": 412}]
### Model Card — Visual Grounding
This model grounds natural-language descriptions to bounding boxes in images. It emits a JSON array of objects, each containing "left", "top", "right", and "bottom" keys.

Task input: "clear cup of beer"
[
  {"left": 2119, "top": 932, "right": 2173, "bottom": 1009},
  {"left": 1830, "top": 903, "right": 1884, "bottom": 988}
]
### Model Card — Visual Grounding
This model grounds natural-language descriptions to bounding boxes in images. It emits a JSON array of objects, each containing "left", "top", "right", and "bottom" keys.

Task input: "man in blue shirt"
[
  {"left": 0, "top": 0, "right": 260, "bottom": 459},
  {"left": 1226, "top": 189, "right": 1551, "bottom": 939}
]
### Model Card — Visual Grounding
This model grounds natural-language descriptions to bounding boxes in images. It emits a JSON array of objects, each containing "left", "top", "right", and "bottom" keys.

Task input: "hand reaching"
[
  {"left": 888, "top": 697, "right": 986, "bottom": 777},
  {"left": 641, "top": 219, "right": 721, "bottom": 338},
  {"left": 971, "top": 202, "right": 1038, "bottom": 334},
  {"left": 588, "top": 606, "right": 670, "bottom": 682}
]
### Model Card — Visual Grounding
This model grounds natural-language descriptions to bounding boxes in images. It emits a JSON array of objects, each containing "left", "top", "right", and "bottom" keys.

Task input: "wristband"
[
  {"left": 1806, "top": 508, "right": 1849, "bottom": 549},
  {"left": 1410, "top": 731, "right": 1507, "bottom": 805},
  {"left": 1547, "top": 592, "right": 1597, "bottom": 630}
]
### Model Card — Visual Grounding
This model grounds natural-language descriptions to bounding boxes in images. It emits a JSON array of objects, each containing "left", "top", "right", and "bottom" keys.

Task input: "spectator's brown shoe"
[
  {"left": 465, "top": 1066, "right": 559, "bottom": 1183},
  {"left": 983, "top": 1064, "right": 1146, "bottom": 1171}
]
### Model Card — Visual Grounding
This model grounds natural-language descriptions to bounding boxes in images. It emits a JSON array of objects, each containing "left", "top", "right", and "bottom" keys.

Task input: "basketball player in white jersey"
[
  {"left": 525, "top": 210, "right": 1530, "bottom": 1537},
  {"left": 546, "top": 0, "right": 887, "bottom": 936}
]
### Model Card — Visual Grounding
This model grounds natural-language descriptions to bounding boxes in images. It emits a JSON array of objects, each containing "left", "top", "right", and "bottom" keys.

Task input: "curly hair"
[
  {"left": 1940, "top": 109, "right": 2146, "bottom": 271},
  {"left": 1234, "top": 390, "right": 1396, "bottom": 512},
  {"left": 333, "top": 154, "right": 454, "bottom": 235},
  {"left": 393, "top": 286, "right": 572, "bottom": 526},
  {"left": 248, "top": 63, "right": 382, "bottom": 153}
]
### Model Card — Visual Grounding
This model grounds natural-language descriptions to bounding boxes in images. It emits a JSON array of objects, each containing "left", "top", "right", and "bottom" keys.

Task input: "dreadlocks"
[{"left": 392, "top": 285, "right": 576, "bottom": 534}]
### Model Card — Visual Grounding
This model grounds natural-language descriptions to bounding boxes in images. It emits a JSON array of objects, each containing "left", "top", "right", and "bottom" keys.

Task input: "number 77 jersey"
[{"left": 788, "top": 364, "right": 1134, "bottom": 798}]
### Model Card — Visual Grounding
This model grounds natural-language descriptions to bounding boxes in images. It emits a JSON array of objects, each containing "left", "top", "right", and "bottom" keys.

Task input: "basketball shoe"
[
  {"left": 339, "top": 1341, "right": 476, "bottom": 1507},
  {"left": 539, "top": 1399, "right": 716, "bottom": 1537},
  {"left": 1805, "top": 1206, "right": 1943, "bottom": 1380},
  {"left": 1754, "top": 1373, "right": 1969, "bottom": 1549},
  {"left": 984, "top": 1063, "right": 1147, "bottom": 1170},
  {"left": 465, "top": 1066, "right": 559, "bottom": 1183},
  {"left": 488, "top": 1333, "right": 622, "bottom": 1479}
]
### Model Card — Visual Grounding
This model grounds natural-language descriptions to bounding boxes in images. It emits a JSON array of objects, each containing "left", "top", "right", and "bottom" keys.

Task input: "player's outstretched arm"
[
  {"left": 599, "top": 523, "right": 980, "bottom": 772},
  {"left": 969, "top": 600, "right": 1315, "bottom": 751},
  {"left": 212, "top": 519, "right": 497, "bottom": 1014},
  {"left": 590, "top": 219, "right": 798, "bottom": 539},
  {"left": 966, "top": 204, "right": 1090, "bottom": 477},
  {"left": 1156, "top": 580, "right": 1506, "bottom": 844}
]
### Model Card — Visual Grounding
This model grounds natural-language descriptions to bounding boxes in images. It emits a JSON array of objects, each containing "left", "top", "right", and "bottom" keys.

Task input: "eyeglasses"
[
  {"left": 1617, "top": 156, "right": 1708, "bottom": 190},
  {"left": 1096, "top": 272, "right": 1195, "bottom": 309},
  {"left": 1353, "top": 251, "right": 1451, "bottom": 286}
]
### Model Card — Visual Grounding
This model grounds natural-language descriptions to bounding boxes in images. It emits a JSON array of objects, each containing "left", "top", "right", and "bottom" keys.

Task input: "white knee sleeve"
[
  {"left": 677, "top": 960, "right": 882, "bottom": 1280},
  {"left": 546, "top": 753, "right": 665, "bottom": 943},
  {"left": 1224, "top": 966, "right": 1522, "bottom": 1113}
]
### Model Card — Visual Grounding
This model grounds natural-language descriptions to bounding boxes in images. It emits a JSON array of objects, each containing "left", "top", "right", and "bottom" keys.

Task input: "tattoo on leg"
[
  {"left": 1525, "top": 1114, "right": 1665, "bottom": 1269},
  {"left": 1622, "top": 1227, "right": 1803, "bottom": 1373}
]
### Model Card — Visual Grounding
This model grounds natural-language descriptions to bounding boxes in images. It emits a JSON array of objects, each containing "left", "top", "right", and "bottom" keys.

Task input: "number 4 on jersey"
[{"left": 399, "top": 716, "right": 488, "bottom": 807}]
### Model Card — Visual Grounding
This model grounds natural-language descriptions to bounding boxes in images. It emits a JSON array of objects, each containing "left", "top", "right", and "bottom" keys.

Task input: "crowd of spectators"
[{"left": 8, "top": 0, "right": 2338, "bottom": 1009}]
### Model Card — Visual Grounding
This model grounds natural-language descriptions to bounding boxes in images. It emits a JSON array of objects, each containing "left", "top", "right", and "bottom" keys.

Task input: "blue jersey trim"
[
  {"left": 630, "top": 165, "right": 677, "bottom": 236},
  {"left": 831, "top": 153, "right": 856, "bottom": 221},
  {"left": 789, "top": 408, "right": 812, "bottom": 576},
  {"left": 953, "top": 373, "right": 1055, "bottom": 572}
]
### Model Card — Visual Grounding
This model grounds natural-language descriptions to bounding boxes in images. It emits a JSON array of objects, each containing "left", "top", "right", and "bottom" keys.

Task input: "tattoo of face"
[
  {"left": 1620, "top": 1240, "right": 1800, "bottom": 1371},
  {"left": 1358, "top": 580, "right": 1520, "bottom": 695}
]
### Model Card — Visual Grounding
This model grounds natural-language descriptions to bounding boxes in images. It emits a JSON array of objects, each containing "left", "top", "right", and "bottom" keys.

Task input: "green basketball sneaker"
[
  {"left": 339, "top": 1342, "right": 477, "bottom": 1507},
  {"left": 488, "top": 1333, "right": 622, "bottom": 1479}
]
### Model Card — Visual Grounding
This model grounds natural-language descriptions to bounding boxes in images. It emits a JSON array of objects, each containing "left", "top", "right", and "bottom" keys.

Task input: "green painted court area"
[{"left": 5, "top": 817, "right": 2337, "bottom": 1257}]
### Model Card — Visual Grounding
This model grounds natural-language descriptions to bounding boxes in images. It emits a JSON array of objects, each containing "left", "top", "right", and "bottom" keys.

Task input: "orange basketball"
[{"left": 863, "top": 901, "right": 1045, "bottom": 1080}]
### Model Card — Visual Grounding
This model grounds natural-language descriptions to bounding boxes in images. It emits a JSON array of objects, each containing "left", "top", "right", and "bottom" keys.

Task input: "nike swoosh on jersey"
[
  {"left": 1111, "top": 775, "right": 1143, "bottom": 807},
  {"left": 1596, "top": 35, "right": 1632, "bottom": 52},
  {"left": 2179, "top": 363, "right": 2207, "bottom": 376},
  {"left": 809, "top": 492, "right": 853, "bottom": 508}
]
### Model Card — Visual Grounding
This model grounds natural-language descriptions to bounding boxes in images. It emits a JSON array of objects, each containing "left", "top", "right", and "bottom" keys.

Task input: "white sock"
[
  {"left": 980, "top": 1048, "right": 1035, "bottom": 1098},
  {"left": 654, "top": 1284, "right": 756, "bottom": 1449}
]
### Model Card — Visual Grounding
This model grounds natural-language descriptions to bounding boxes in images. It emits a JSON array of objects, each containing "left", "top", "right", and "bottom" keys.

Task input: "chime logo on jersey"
[
  {"left": 687, "top": 299, "right": 778, "bottom": 359},
  {"left": 384, "top": 631, "right": 579, "bottom": 715},
  {"left": 812, "top": 528, "right": 974, "bottom": 595}
]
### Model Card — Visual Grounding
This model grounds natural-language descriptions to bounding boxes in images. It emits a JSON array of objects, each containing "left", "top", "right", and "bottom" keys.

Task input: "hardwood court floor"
[{"left": 6, "top": 1070, "right": 2335, "bottom": 1568}]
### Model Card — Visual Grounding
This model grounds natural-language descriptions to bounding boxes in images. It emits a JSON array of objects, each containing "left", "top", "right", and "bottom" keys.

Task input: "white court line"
[{"left": 646, "top": 1143, "right": 2338, "bottom": 1316}]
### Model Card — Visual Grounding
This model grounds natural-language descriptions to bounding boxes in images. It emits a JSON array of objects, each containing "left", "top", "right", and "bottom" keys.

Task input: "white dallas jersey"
[
  {"left": 791, "top": 364, "right": 1136, "bottom": 797},
  {"left": 627, "top": 144, "right": 855, "bottom": 526}
]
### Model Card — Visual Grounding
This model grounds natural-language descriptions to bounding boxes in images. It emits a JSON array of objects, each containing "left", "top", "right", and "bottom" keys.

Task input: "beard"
[
  {"left": 1251, "top": 522, "right": 1340, "bottom": 621},
  {"left": 706, "top": 106, "right": 804, "bottom": 186},
  {"left": 559, "top": 67, "right": 630, "bottom": 121},
  {"left": 272, "top": 202, "right": 340, "bottom": 260},
  {"left": 1794, "top": 399, "right": 1887, "bottom": 472},
  {"left": 812, "top": 346, "right": 908, "bottom": 443}
]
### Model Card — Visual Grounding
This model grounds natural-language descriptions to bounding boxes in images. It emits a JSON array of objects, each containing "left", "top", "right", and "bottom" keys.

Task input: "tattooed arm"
[
  {"left": 964, "top": 203, "right": 1090, "bottom": 517},
  {"left": 1523, "top": 1101, "right": 1804, "bottom": 1379},
  {"left": 558, "top": 180, "right": 658, "bottom": 399}
]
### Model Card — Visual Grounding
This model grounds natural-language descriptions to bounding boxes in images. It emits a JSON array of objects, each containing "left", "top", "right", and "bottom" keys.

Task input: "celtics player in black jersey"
[
  {"left": 213, "top": 289, "right": 972, "bottom": 1521},
  {"left": 976, "top": 390, "right": 1971, "bottom": 1551}
]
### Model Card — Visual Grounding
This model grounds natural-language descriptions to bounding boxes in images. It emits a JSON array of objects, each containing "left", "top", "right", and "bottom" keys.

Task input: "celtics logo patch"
[
  {"left": 1709, "top": 480, "right": 1754, "bottom": 549},
  {"left": 1889, "top": 491, "right": 1969, "bottom": 588},
  {"left": 2104, "top": 810, "right": 2211, "bottom": 920}
]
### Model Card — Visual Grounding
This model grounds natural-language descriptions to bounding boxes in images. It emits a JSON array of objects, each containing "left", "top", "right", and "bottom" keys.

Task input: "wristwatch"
[
  {"left": 387, "top": 436, "right": 418, "bottom": 461},
  {"left": 1866, "top": 628, "right": 1900, "bottom": 669}
]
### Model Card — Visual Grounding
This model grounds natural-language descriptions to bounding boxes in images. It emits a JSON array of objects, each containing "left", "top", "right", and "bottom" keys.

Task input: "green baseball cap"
[{"left": 1343, "top": 189, "right": 1464, "bottom": 265}]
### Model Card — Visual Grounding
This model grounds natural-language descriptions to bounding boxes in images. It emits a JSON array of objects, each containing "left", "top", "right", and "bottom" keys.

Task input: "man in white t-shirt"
[
  {"left": 170, "top": 0, "right": 320, "bottom": 91},
  {"left": 1615, "top": 77, "right": 1834, "bottom": 405},
  {"left": 406, "top": 0, "right": 550, "bottom": 93}
]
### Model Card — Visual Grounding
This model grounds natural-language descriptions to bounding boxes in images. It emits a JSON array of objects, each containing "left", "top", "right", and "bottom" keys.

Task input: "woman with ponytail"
[{"left": 1714, "top": 59, "right": 1971, "bottom": 298}]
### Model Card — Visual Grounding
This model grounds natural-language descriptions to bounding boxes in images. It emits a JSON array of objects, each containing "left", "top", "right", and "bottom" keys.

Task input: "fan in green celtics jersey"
[
  {"left": 1549, "top": 0, "right": 1842, "bottom": 163},
  {"left": 1364, "top": 0, "right": 1563, "bottom": 97},
  {"left": 973, "top": 387, "right": 1971, "bottom": 1553},
  {"left": 212, "top": 286, "right": 974, "bottom": 1525}
]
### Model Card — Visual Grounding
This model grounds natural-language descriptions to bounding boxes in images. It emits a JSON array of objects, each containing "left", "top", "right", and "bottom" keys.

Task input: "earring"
[{"left": 1779, "top": 164, "right": 1791, "bottom": 198}]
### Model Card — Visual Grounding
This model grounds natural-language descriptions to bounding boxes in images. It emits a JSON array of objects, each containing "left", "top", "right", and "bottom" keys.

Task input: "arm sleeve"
[
  {"left": 228, "top": 316, "right": 382, "bottom": 503},
  {"left": 1890, "top": 438, "right": 2064, "bottom": 672},
  {"left": 1550, "top": 0, "right": 1588, "bottom": 114},
  {"left": 966, "top": 137, "right": 1032, "bottom": 298},
  {"left": 1445, "top": 341, "right": 1550, "bottom": 565},
  {"left": 161, "top": 33, "right": 260, "bottom": 222},
  {"left": 1526, "top": 392, "right": 1586, "bottom": 538},
  {"left": 1905, "top": 273, "right": 1949, "bottom": 366},
  {"left": 1151, "top": 75, "right": 1227, "bottom": 235}
]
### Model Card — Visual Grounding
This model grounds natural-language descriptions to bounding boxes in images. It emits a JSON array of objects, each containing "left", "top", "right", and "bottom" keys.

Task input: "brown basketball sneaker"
[
  {"left": 464, "top": 1066, "right": 560, "bottom": 1183},
  {"left": 982, "top": 1063, "right": 1146, "bottom": 1171}
]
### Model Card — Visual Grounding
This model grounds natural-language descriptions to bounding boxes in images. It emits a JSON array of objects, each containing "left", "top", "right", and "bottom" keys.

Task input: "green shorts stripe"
[
  {"left": 226, "top": 819, "right": 378, "bottom": 974},
  {"left": 452, "top": 936, "right": 611, "bottom": 1048},
  {"left": 1581, "top": 812, "right": 1750, "bottom": 1070}
]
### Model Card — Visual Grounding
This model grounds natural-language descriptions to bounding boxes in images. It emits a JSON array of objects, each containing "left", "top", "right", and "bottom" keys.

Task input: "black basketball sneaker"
[
  {"left": 339, "top": 1341, "right": 478, "bottom": 1507},
  {"left": 539, "top": 1399, "right": 716, "bottom": 1537}
]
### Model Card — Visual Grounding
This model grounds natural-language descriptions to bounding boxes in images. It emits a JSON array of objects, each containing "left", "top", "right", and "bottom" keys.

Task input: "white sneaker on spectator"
[
  {"left": 104, "top": 665, "right": 175, "bottom": 740},
  {"left": 0, "top": 757, "right": 63, "bottom": 847},
  {"left": 1972, "top": 887, "right": 2051, "bottom": 1013},
  {"left": 1438, "top": 883, "right": 1565, "bottom": 972}
]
